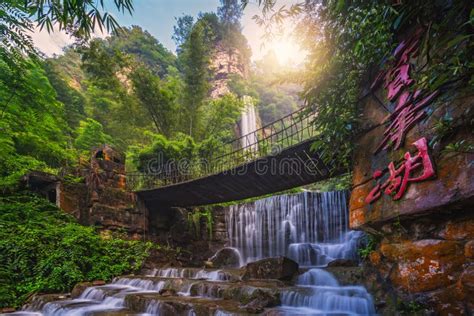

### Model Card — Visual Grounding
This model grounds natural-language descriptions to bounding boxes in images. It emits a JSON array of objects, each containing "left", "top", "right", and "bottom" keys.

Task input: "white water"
[
  {"left": 280, "top": 268, "right": 375, "bottom": 315},
  {"left": 239, "top": 95, "right": 259, "bottom": 151},
  {"left": 226, "top": 191, "right": 361, "bottom": 266},
  {"left": 147, "top": 267, "right": 231, "bottom": 281},
  {"left": 15, "top": 191, "right": 375, "bottom": 315},
  {"left": 226, "top": 191, "right": 376, "bottom": 315}
]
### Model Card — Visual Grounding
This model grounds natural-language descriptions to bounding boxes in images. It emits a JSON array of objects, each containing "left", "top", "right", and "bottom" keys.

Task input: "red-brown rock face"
[{"left": 349, "top": 26, "right": 473, "bottom": 316}]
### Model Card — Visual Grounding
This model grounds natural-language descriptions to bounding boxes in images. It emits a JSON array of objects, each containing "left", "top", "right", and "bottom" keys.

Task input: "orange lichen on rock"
[
  {"left": 438, "top": 219, "right": 474, "bottom": 241},
  {"left": 381, "top": 239, "right": 465, "bottom": 292}
]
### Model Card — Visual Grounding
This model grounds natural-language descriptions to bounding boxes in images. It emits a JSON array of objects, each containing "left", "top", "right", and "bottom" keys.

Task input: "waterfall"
[
  {"left": 226, "top": 190, "right": 361, "bottom": 266},
  {"left": 239, "top": 95, "right": 258, "bottom": 151},
  {"left": 226, "top": 190, "right": 376, "bottom": 315},
  {"left": 280, "top": 268, "right": 376, "bottom": 315}
]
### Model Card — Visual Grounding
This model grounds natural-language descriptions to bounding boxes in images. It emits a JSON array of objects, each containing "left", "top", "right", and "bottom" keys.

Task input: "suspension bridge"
[{"left": 128, "top": 107, "right": 342, "bottom": 207}]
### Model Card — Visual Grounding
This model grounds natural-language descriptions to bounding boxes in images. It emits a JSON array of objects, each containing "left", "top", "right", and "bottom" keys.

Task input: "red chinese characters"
[
  {"left": 365, "top": 137, "right": 436, "bottom": 204},
  {"left": 371, "top": 29, "right": 439, "bottom": 154}
]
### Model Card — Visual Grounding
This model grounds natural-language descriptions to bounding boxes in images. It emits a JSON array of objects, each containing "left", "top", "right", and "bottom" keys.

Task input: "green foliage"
[
  {"left": 130, "top": 65, "right": 182, "bottom": 137},
  {"left": 187, "top": 207, "right": 213, "bottom": 239},
  {"left": 297, "top": 2, "right": 396, "bottom": 171},
  {"left": 133, "top": 132, "right": 196, "bottom": 173},
  {"left": 173, "top": 15, "right": 195, "bottom": 50},
  {"left": 398, "top": 300, "right": 426, "bottom": 315},
  {"left": 109, "top": 26, "right": 176, "bottom": 77},
  {"left": 74, "top": 118, "right": 113, "bottom": 152},
  {"left": 0, "top": 193, "right": 152, "bottom": 308},
  {"left": 358, "top": 234, "right": 378, "bottom": 260},
  {"left": 43, "top": 60, "right": 87, "bottom": 129},
  {"left": 198, "top": 93, "right": 243, "bottom": 141},
  {"left": 0, "top": 60, "right": 75, "bottom": 189},
  {"left": 181, "top": 22, "right": 212, "bottom": 137},
  {"left": 0, "top": 0, "right": 133, "bottom": 66},
  {"left": 307, "top": 173, "right": 352, "bottom": 192},
  {"left": 395, "top": 1, "right": 473, "bottom": 93}
]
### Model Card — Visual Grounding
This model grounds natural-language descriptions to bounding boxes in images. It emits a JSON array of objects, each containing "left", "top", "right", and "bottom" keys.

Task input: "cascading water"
[
  {"left": 239, "top": 95, "right": 259, "bottom": 151},
  {"left": 226, "top": 190, "right": 362, "bottom": 266},
  {"left": 14, "top": 191, "right": 375, "bottom": 315},
  {"left": 280, "top": 269, "right": 375, "bottom": 315},
  {"left": 227, "top": 190, "right": 376, "bottom": 315}
]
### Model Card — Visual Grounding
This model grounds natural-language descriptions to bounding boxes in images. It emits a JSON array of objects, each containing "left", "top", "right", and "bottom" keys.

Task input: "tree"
[
  {"left": 0, "top": 60, "right": 74, "bottom": 188},
  {"left": 43, "top": 60, "right": 86, "bottom": 129},
  {"left": 74, "top": 118, "right": 113, "bottom": 152},
  {"left": 109, "top": 26, "right": 176, "bottom": 77},
  {"left": 1, "top": 0, "right": 134, "bottom": 62},
  {"left": 130, "top": 66, "right": 182, "bottom": 138},
  {"left": 218, "top": 0, "right": 243, "bottom": 27},
  {"left": 180, "top": 22, "right": 211, "bottom": 138},
  {"left": 172, "top": 15, "right": 194, "bottom": 50}
]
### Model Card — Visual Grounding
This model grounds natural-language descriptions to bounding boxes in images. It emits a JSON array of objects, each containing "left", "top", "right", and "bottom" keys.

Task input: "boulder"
[
  {"left": 241, "top": 289, "right": 280, "bottom": 313},
  {"left": 209, "top": 247, "right": 242, "bottom": 268},
  {"left": 380, "top": 239, "right": 465, "bottom": 292},
  {"left": 327, "top": 259, "right": 358, "bottom": 267},
  {"left": 159, "top": 288, "right": 177, "bottom": 297},
  {"left": 242, "top": 256, "right": 299, "bottom": 281},
  {"left": 71, "top": 282, "right": 92, "bottom": 298}
]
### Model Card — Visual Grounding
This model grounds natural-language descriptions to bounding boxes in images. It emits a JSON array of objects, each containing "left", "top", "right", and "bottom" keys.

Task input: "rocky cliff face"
[
  {"left": 349, "top": 28, "right": 474, "bottom": 315},
  {"left": 209, "top": 42, "right": 248, "bottom": 99},
  {"left": 28, "top": 145, "right": 148, "bottom": 239}
]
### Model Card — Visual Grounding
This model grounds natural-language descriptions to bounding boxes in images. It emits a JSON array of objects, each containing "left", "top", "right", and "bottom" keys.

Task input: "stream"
[{"left": 9, "top": 191, "right": 376, "bottom": 315}]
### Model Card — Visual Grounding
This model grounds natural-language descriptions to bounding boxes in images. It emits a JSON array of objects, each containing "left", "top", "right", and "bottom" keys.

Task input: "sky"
[{"left": 30, "top": 0, "right": 305, "bottom": 64}]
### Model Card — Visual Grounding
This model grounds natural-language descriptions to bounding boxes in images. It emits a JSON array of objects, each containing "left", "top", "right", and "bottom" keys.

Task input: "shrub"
[{"left": 0, "top": 193, "right": 152, "bottom": 308}]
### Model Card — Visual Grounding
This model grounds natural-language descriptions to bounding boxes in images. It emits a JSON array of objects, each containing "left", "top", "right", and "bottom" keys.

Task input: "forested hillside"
[{"left": 1, "top": 1, "right": 303, "bottom": 191}]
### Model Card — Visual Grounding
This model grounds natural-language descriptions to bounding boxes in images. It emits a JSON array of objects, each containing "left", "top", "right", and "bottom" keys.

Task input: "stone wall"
[
  {"left": 144, "top": 204, "right": 228, "bottom": 267},
  {"left": 349, "top": 29, "right": 474, "bottom": 315}
]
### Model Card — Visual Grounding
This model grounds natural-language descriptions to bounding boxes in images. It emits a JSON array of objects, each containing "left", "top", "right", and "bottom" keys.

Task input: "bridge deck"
[{"left": 136, "top": 138, "right": 340, "bottom": 208}]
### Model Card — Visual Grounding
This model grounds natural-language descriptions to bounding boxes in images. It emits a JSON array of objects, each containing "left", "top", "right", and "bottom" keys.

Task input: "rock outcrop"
[{"left": 242, "top": 257, "right": 299, "bottom": 281}]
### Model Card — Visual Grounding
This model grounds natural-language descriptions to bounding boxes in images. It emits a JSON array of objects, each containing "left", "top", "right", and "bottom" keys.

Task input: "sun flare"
[{"left": 265, "top": 35, "right": 307, "bottom": 66}]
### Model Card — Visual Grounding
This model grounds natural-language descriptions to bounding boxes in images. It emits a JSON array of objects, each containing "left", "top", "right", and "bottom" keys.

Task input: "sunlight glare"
[{"left": 265, "top": 34, "right": 307, "bottom": 66}]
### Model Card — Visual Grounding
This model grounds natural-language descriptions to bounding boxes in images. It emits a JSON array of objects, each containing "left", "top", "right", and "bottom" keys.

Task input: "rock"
[
  {"left": 71, "top": 282, "right": 92, "bottom": 298},
  {"left": 457, "top": 266, "right": 474, "bottom": 303},
  {"left": 159, "top": 288, "right": 177, "bottom": 297},
  {"left": 242, "top": 256, "right": 299, "bottom": 281},
  {"left": 0, "top": 308, "right": 16, "bottom": 313},
  {"left": 380, "top": 239, "right": 465, "bottom": 292},
  {"left": 209, "top": 247, "right": 242, "bottom": 268},
  {"left": 240, "top": 289, "right": 280, "bottom": 313},
  {"left": 438, "top": 219, "right": 474, "bottom": 240},
  {"left": 327, "top": 259, "right": 358, "bottom": 267},
  {"left": 369, "top": 251, "right": 381, "bottom": 266},
  {"left": 464, "top": 240, "right": 474, "bottom": 258},
  {"left": 92, "top": 280, "right": 106, "bottom": 286}
]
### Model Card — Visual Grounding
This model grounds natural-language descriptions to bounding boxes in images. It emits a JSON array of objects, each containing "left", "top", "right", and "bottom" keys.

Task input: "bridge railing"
[{"left": 127, "top": 106, "right": 318, "bottom": 190}]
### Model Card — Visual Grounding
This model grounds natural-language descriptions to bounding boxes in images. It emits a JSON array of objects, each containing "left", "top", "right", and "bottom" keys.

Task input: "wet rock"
[
  {"left": 327, "top": 259, "right": 358, "bottom": 267},
  {"left": 71, "top": 282, "right": 93, "bottom": 298},
  {"left": 92, "top": 280, "right": 106, "bottom": 286},
  {"left": 464, "top": 240, "right": 474, "bottom": 258},
  {"left": 438, "top": 219, "right": 474, "bottom": 240},
  {"left": 242, "top": 256, "right": 298, "bottom": 281},
  {"left": 240, "top": 289, "right": 280, "bottom": 313},
  {"left": 209, "top": 247, "right": 241, "bottom": 268},
  {"left": 22, "top": 293, "right": 69, "bottom": 311},
  {"left": 159, "top": 288, "right": 178, "bottom": 297}
]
